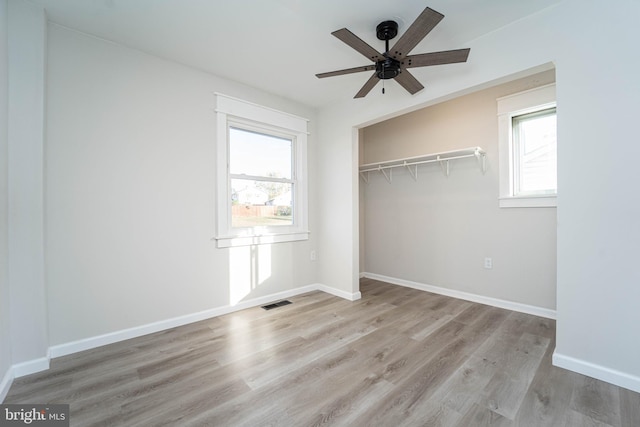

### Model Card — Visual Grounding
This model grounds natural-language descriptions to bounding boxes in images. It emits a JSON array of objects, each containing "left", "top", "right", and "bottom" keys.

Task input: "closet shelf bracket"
[
  {"left": 404, "top": 161, "right": 418, "bottom": 181},
  {"left": 475, "top": 148, "right": 487, "bottom": 174},
  {"left": 359, "top": 147, "right": 487, "bottom": 183},
  {"left": 437, "top": 156, "right": 450, "bottom": 177},
  {"left": 379, "top": 165, "right": 392, "bottom": 183}
]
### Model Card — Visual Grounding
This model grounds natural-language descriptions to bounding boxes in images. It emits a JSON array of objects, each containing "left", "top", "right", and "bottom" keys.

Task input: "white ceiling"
[{"left": 32, "top": 0, "right": 563, "bottom": 108}]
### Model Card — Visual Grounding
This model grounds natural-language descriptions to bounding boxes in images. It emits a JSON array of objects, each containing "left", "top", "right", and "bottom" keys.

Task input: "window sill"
[
  {"left": 499, "top": 195, "right": 556, "bottom": 208},
  {"left": 215, "top": 231, "right": 310, "bottom": 248}
]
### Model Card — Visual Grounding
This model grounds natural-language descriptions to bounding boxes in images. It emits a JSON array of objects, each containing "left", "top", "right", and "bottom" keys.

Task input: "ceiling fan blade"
[
  {"left": 394, "top": 70, "right": 424, "bottom": 95},
  {"left": 316, "top": 64, "right": 376, "bottom": 79},
  {"left": 332, "top": 28, "right": 384, "bottom": 62},
  {"left": 389, "top": 7, "right": 444, "bottom": 60},
  {"left": 354, "top": 73, "right": 380, "bottom": 98},
  {"left": 404, "top": 48, "right": 470, "bottom": 68}
]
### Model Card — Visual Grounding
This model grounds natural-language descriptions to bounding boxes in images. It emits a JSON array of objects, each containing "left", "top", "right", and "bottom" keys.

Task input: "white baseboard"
[
  {"left": 49, "top": 283, "right": 360, "bottom": 359},
  {"left": 0, "top": 367, "right": 14, "bottom": 403},
  {"left": 11, "top": 354, "right": 50, "bottom": 379},
  {"left": 1, "top": 281, "right": 364, "bottom": 392},
  {"left": 50, "top": 284, "right": 323, "bottom": 358},
  {"left": 362, "top": 272, "right": 556, "bottom": 319},
  {"left": 553, "top": 352, "right": 640, "bottom": 393},
  {"left": 1, "top": 351, "right": 52, "bottom": 401},
  {"left": 318, "top": 284, "right": 361, "bottom": 301},
  {"left": 4, "top": 283, "right": 347, "bottom": 400}
]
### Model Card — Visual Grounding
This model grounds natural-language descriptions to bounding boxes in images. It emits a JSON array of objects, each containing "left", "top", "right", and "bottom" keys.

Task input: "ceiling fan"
[{"left": 316, "top": 6, "right": 470, "bottom": 98}]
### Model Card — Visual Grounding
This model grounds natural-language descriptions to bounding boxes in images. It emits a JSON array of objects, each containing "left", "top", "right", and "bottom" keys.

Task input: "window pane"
[
  {"left": 513, "top": 109, "right": 557, "bottom": 195},
  {"left": 231, "top": 179, "right": 293, "bottom": 227},
  {"left": 229, "top": 127, "right": 292, "bottom": 179}
]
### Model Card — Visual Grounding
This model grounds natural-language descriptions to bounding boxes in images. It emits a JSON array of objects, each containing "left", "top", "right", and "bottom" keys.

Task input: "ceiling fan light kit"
[{"left": 316, "top": 6, "right": 470, "bottom": 98}]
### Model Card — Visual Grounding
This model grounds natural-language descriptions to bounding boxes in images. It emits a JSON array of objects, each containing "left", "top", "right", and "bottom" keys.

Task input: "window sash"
[
  {"left": 512, "top": 107, "right": 557, "bottom": 196},
  {"left": 231, "top": 182, "right": 294, "bottom": 228},
  {"left": 228, "top": 123, "right": 297, "bottom": 230},
  {"left": 228, "top": 126, "right": 294, "bottom": 180}
]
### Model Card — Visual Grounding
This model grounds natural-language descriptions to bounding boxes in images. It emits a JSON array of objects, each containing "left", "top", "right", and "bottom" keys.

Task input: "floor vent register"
[{"left": 261, "top": 300, "right": 292, "bottom": 310}]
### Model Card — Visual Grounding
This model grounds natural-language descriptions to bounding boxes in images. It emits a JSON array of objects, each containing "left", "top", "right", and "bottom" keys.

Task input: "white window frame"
[
  {"left": 497, "top": 83, "right": 557, "bottom": 208},
  {"left": 215, "top": 94, "right": 309, "bottom": 248}
]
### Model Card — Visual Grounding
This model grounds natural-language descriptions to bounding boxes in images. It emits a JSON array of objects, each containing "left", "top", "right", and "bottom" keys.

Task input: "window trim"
[
  {"left": 215, "top": 93, "right": 309, "bottom": 248},
  {"left": 497, "top": 83, "right": 557, "bottom": 208}
]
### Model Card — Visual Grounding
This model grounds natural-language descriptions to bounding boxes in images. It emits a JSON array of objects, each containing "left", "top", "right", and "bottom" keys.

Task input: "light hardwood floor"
[{"left": 6, "top": 278, "right": 640, "bottom": 426}]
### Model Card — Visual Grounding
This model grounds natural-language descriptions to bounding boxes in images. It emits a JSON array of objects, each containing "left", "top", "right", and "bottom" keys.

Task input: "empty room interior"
[{"left": 2, "top": 0, "right": 640, "bottom": 425}]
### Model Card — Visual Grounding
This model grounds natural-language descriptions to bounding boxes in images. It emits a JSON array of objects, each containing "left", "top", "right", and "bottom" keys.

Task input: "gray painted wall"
[
  {"left": 7, "top": 0, "right": 48, "bottom": 369},
  {"left": 0, "top": 0, "right": 12, "bottom": 400},
  {"left": 45, "top": 24, "right": 319, "bottom": 346}
]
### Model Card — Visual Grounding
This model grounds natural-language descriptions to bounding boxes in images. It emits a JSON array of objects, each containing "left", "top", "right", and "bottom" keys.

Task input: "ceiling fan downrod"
[{"left": 376, "top": 20, "right": 401, "bottom": 86}]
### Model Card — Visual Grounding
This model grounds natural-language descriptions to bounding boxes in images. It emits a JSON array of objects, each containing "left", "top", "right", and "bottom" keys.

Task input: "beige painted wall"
[{"left": 360, "top": 70, "right": 557, "bottom": 310}]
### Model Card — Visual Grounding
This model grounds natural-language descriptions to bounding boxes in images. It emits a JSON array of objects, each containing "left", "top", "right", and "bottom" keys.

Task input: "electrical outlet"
[
  {"left": 484, "top": 257, "right": 493, "bottom": 269},
  {"left": 310, "top": 250, "right": 317, "bottom": 261}
]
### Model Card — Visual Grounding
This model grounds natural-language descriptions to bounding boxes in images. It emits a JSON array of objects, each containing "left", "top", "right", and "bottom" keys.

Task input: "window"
[
  {"left": 215, "top": 94, "right": 309, "bottom": 247},
  {"left": 229, "top": 126, "right": 294, "bottom": 228},
  {"left": 512, "top": 107, "right": 557, "bottom": 196},
  {"left": 497, "top": 84, "right": 557, "bottom": 208}
]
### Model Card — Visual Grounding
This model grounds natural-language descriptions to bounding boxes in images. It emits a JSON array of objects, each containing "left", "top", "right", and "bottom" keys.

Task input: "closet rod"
[{"left": 359, "top": 152, "right": 479, "bottom": 173}]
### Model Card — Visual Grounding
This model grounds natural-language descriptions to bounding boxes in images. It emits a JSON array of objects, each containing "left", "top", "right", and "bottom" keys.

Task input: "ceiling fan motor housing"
[{"left": 376, "top": 58, "right": 401, "bottom": 79}]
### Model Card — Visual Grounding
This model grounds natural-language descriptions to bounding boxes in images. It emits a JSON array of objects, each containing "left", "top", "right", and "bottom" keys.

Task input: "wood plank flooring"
[{"left": 5, "top": 278, "right": 640, "bottom": 426}]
